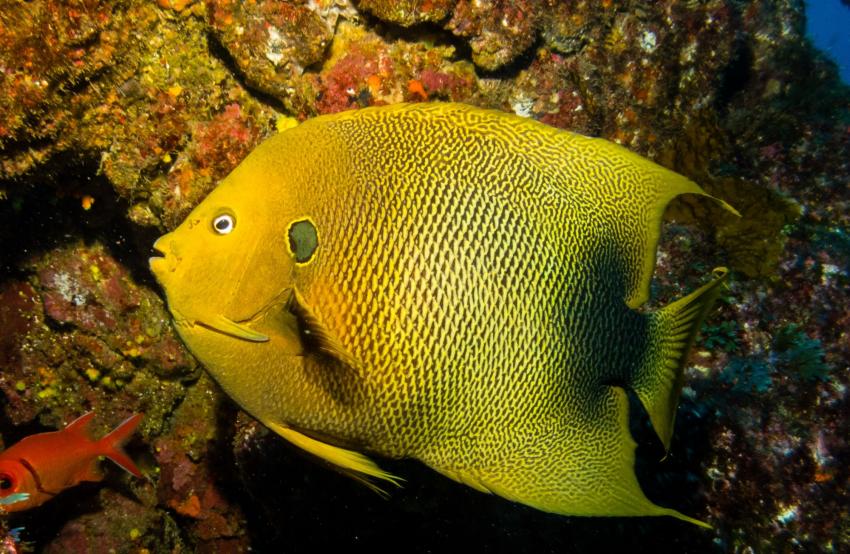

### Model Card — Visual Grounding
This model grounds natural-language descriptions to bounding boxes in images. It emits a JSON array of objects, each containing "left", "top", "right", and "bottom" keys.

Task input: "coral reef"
[
  {"left": 446, "top": 0, "right": 542, "bottom": 71},
  {"left": 3, "top": 240, "right": 196, "bottom": 423},
  {"left": 0, "top": 0, "right": 278, "bottom": 229},
  {"left": 205, "top": 0, "right": 334, "bottom": 100},
  {"left": 0, "top": 0, "right": 124, "bottom": 177},
  {"left": 0, "top": 0, "right": 848, "bottom": 551},
  {"left": 151, "top": 376, "right": 248, "bottom": 551},
  {"left": 306, "top": 21, "right": 477, "bottom": 115},
  {"left": 356, "top": 0, "right": 455, "bottom": 27}
]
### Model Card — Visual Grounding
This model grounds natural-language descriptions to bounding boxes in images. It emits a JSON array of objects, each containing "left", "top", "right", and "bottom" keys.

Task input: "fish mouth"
[{"left": 148, "top": 239, "right": 169, "bottom": 274}]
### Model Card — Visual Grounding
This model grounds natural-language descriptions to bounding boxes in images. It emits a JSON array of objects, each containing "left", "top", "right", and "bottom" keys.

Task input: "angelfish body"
[
  {"left": 150, "top": 103, "right": 736, "bottom": 525},
  {"left": 0, "top": 412, "right": 143, "bottom": 511}
]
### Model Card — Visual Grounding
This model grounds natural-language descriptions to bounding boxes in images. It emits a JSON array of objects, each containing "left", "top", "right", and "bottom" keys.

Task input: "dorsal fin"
[
  {"left": 556, "top": 133, "right": 739, "bottom": 308},
  {"left": 64, "top": 412, "right": 96, "bottom": 439},
  {"left": 620, "top": 154, "right": 738, "bottom": 309}
]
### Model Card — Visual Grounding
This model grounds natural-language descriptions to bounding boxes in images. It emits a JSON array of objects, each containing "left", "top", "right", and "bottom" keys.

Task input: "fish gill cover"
[{"left": 0, "top": 0, "right": 847, "bottom": 552}]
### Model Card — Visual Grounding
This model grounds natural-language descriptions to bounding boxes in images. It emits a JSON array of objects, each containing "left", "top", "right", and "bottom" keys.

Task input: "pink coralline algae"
[
  {"left": 153, "top": 377, "right": 249, "bottom": 550},
  {"left": 36, "top": 243, "right": 194, "bottom": 379},
  {"left": 307, "top": 23, "right": 477, "bottom": 115},
  {"left": 447, "top": 0, "right": 542, "bottom": 71},
  {"left": 158, "top": 102, "right": 264, "bottom": 229},
  {"left": 0, "top": 239, "right": 198, "bottom": 449},
  {"left": 314, "top": 45, "right": 389, "bottom": 114}
]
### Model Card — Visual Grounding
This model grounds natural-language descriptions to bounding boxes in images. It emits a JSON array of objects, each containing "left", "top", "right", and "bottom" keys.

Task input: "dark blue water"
[{"left": 806, "top": 0, "right": 850, "bottom": 83}]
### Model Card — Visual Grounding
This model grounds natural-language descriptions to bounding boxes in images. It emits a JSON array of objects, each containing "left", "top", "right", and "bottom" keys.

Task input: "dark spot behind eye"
[{"left": 288, "top": 219, "right": 319, "bottom": 264}]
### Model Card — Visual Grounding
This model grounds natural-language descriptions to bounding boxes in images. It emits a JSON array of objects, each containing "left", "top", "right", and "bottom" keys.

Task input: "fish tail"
[
  {"left": 97, "top": 413, "right": 144, "bottom": 477},
  {"left": 632, "top": 268, "right": 729, "bottom": 450}
]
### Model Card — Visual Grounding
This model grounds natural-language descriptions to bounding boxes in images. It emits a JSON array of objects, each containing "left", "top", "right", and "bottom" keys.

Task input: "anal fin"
[
  {"left": 437, "top": 468, "right": 494, "bottom": 495},
  {"left": 427, "top": 387, "right": 709, "bottom": 528}
]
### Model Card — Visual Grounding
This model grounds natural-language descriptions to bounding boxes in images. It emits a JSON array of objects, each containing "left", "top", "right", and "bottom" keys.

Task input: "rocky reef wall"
[{"left": 0, "top": 1, "right": 847, "bottom": 551}]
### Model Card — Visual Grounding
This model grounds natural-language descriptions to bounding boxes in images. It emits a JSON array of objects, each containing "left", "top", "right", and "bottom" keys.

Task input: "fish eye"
[
  {"left": 212, "top": 213, "right": 235, "bottom": 235},
  {"left": 0, "top": 474, "right": 14, "bottom": 492}
]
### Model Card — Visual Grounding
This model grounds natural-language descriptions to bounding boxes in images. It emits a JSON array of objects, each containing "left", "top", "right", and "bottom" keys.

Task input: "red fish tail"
[{"left": 96, "top": 413, "right": 144, "bottom": 477}]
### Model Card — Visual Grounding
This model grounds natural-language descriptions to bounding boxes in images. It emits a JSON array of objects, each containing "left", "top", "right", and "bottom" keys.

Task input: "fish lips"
[
  {"left": 148, "top": 237, "right": 177, "bottom": 277},
  {"left": 148, "top": 255, "right": 165, "bottom": 274},
  {"left": 148, "top": 253, "right": 166, "bottom": 278}
]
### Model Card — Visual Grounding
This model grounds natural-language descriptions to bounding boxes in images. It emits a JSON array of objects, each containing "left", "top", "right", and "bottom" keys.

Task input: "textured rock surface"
[{"left": 0, "top": 0, "right": 848, "bottom": 551}]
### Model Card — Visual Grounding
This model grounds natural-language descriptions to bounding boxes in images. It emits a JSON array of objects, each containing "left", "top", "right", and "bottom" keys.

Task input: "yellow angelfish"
[{"left": 150, "top": 103, "right": 737, "bottom": 526}]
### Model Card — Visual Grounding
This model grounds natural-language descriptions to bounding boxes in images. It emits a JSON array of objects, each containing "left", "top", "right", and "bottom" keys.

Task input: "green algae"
[{"left": 720, "top": 322, "right": 831, "bottom": 394}]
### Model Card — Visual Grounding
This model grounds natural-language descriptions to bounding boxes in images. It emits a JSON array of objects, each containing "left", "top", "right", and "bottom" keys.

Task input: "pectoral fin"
[
  {"left": 248, "top": 288, "right": 360, "bottom": 370},
  {"left": 250, "top": 289, "right": 363, "bottom": 404},
  {"left": 288, "top": 290, "right": 361, "bottom": 372}
]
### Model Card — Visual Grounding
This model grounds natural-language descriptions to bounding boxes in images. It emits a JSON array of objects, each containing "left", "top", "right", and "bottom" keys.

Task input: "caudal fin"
[
  {"left": 632, "top": 268, "right": 729, "bottom": 450},
  {"left": 97, "top": 413, "right": 144, "bottom": 477}
]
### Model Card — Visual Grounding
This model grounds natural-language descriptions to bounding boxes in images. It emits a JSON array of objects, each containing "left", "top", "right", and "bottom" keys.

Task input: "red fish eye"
[{"left": 0, "top": 473, "right": 15, "bottom": 494}]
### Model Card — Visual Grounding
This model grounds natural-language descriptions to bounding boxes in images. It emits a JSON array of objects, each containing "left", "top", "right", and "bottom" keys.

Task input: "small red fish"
[{"left": 0, "top": 412, "right": 143, "bottom": 512}]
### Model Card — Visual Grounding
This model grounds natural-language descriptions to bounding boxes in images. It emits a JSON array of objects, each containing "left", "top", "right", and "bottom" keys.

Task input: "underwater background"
[
  {"left": 806, "top": 0, "right": 850, "bottom": 83},
  {"left": 0, "top": 0, "right": 847, "bottom": 552}
]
